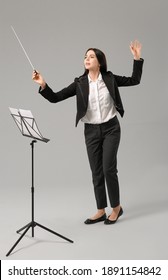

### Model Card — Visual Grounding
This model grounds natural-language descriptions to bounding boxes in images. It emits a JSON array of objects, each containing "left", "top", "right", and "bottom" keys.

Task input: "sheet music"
[
  {"left": 19, "top": 109, "right": 42, "bottom": 138},
  {"left": 9, "top": 107, "right": 22, "bottom": 131},
  {"left": 9, "top": 107, "right": 19, "bottom": 116},
  {"left": 19, "top": 109, "right": 33, "bottom": 118}
]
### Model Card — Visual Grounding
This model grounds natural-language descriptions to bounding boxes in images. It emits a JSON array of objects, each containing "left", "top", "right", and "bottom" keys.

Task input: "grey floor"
[
  {"left": 1, "top": 182, "right": 167, "bottom": 260},
  {"left": 1, "top": 123, "right": 168, "bottom": 260}
]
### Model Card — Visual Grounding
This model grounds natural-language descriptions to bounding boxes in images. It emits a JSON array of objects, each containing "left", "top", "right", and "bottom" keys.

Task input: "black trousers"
[{"left": 84, "top": 116, "right": 121, "bottom": 209}]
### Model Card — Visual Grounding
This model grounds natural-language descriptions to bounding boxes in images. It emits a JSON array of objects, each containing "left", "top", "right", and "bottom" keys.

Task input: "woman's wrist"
[
  {"left": 134, "top": 56, "right": 141, "bottom": 60},
  {"left": 40, "top": 82, "right": 46, "bottom": 89}
]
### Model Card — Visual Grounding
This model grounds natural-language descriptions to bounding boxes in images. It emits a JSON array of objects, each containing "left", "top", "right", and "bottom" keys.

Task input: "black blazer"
[{"left": 39, "top": 59, "right": 144, "bottom": 126}]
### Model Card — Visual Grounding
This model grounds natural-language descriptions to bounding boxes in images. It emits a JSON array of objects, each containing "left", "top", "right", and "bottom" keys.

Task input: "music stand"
[{"left": 6, "top": 108, "right": 73, "bottom": 257}]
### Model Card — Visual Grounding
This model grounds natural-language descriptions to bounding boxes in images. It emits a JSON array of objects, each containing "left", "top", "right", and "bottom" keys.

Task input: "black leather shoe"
[
  {"left": 84, "top": 213, "right": 107, "bottom": 224},
  {"left": 104, "top": 207, "right": 123, "bottom": 225}
]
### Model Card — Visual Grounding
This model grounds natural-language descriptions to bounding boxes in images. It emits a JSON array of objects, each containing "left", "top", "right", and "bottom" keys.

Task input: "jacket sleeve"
[
  {"left": 39, "top": 82, "right": 76, "bottom": 103},
  {"left": 114, "top": 59, "right": 144, "bottom": 87}
]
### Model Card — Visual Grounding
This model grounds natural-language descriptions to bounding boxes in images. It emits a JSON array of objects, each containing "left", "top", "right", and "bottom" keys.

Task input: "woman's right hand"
[{"left": 32, "top": 70, "right": 46, "bottom": 89}]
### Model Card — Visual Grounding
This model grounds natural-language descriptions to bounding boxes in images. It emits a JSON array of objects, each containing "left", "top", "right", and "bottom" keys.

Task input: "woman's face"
[{"left": 84, "top": 50, "right": 100, "bottom": 72}]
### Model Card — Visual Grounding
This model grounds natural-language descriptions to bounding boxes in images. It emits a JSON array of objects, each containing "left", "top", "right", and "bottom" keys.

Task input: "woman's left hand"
[{"left": 130, "top": 40, "right": 142, "bottom": 60}]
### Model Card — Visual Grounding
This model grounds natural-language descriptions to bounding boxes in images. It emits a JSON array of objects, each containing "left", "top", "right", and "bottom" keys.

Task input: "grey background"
[{"left": 0, "top": 0, "right": 168, "bottom": 259}]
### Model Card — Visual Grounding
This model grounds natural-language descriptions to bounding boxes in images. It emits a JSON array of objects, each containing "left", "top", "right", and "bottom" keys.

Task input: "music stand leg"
[
  {"left": 35, "top": 222, "right": 73, "bottom": 243},
  {"left": 17, "top": 222, "right": 31, "bottom": 233},
  {"left": 6, "top": 140, "right": 73, "bottom": 257},
  {"left": 6, "top": 223, "right": 32, "bottom": 257}
]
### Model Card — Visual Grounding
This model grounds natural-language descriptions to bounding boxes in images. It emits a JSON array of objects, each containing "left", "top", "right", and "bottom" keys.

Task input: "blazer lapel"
[
  {"left": 77, "top": 75, "right": 89, "bottom": 108},
  {"left": 102, "top": 72, "right": 116, "bottom": 103},
  {"left": 102, "top": 72, "right": 124, "bottom": 116}
]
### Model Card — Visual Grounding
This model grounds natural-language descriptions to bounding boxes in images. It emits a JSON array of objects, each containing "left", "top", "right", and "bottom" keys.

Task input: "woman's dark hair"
[{"left": 83, "top": 48, "right": 107, "bottom": 75}]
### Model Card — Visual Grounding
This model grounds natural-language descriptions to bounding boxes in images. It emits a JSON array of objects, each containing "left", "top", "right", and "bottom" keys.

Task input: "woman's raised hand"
[{"left": 130, "top": 40, "right": 142, "bottom": 60}]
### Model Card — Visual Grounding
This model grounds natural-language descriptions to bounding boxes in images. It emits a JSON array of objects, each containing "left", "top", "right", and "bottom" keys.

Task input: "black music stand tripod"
[{"left": 6, "top": 108, "right": 73, "bottom": 257}]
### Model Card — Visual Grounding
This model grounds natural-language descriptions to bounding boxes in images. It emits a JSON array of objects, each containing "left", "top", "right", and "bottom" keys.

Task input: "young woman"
[{"left": 32, "top": 40, "right": 144, "bottom": 225}]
